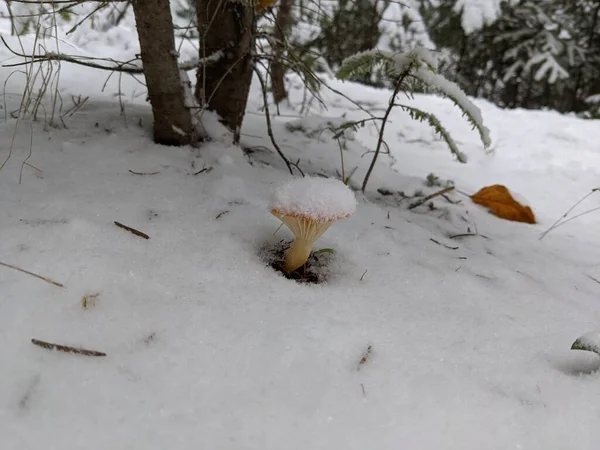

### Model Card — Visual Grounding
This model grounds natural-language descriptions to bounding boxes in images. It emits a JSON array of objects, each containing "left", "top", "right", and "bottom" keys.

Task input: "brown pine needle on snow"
[
  {"left": 114, "top": 221, "right": 150, "bottom": 239},
  {"left": 0, "top": 261, "right": 64, "bottom": 288},
  {"left": 31, "top": 339, "right": 106, "bottom": 357}
]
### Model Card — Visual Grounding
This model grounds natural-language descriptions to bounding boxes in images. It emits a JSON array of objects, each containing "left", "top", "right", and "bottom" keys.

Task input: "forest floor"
[{"left": 1, "top": 30, "right": 600, "bottom": 450}]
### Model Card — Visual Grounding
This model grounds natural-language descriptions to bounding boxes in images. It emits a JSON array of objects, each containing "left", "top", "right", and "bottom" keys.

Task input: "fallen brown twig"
[
  {"left": 129, "top": 169, "right": 159, "bottom": 176},
  {"left": 114, "top": 221, "right": 150, "bottom": 240},
  {"left": 408, "top": 186, "right": 455, "bottom": 210},
  {"left": 449, "top": 233, "right": 490, "bottom": 240},
  {"left": 31, "top": 339, "right": 106, "bottom": 357},
  {"left": 430, "top": 238, "right": 459, "bottom": 250},
  {"left": 0, "top": 261, "right": 64, "bottom": 287}
]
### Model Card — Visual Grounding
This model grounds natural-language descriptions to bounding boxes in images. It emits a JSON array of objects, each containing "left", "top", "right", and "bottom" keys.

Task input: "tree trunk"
[
  {"left": 270, "top": 0, "right": 294, "bottom": 104},
  {"left": 132, "top": 0, "right": 192, "bottom": 146},
  {"left": 195, "top": 0, "right": 255, "bottom": 142}
]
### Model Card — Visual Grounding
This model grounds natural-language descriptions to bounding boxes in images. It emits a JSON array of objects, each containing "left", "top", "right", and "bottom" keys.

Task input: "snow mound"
[
  {"left": 270, "top": 176, "right": 357, "bottom": 221},
  {"left": 573, "top": 331, "right": 600, "bottom": 355}
]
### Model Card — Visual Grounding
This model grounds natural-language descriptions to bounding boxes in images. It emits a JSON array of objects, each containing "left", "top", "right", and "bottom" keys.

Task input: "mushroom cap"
[{"left": 269, "top": 176, "right": 357, "bottom": 223}]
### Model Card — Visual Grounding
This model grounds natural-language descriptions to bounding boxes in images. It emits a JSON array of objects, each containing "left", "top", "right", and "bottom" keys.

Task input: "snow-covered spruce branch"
[{"left": 336, "top": 47, "right": 492, "bottom": 192}]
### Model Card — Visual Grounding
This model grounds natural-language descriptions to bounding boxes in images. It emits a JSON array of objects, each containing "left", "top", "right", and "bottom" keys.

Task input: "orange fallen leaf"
[
  {"left": 471, "top": 184, "right": 536, "bottom": 224},
  {"left": 255, "top": 0, "right": 278, "bottom": 11}
]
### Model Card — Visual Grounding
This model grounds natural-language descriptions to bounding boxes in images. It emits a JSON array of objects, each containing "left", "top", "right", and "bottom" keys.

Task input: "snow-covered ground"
[{"left": 1, "top": 27, "right": 600, "bottom": 450}]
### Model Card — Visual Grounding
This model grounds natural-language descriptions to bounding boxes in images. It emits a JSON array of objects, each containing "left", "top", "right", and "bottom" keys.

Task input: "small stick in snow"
[
  {"left": 357, "top": 345, "right": 373, "bottom": 370},
  {"left": 429, "top": 238, "right": 459, "bottom": 250},
  {"left": 129, "top": 169, "right": 160, "bottom": 176},
  {"left": 360, "top": 383, "right": 366, "bottom": 397},
  {"left": 448, "top": 233, "right": 490, "bottom": 240},
  {"left": 442, "top": 194, "right": 461, "bottom": 204},
  {"left": 193, "top": 166, "right": 212, "bottom": 176},
  {"left": 0, "top": 261, "right": 64, "bottom": 288},
  {"left": 586, "top": 274, "right": 600, "bottom": 285},
  {"left": 408, "top": 186, "right": 455, "bottom": 210},
  {"left": 215, "top": 210, "right": 229, "bottom": 220},
  {"left": 114, "top": 221, "right": 150, "bottom": 240},
  {"left": 31, "top": 339, "right": 106, "bottom": 357},
  {"left": 360, "top": 270, "right": 368, "bottom": 281}
]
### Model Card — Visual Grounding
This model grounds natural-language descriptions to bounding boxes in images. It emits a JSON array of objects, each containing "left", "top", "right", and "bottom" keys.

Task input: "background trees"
[{"left": 2, "top": 0, "right": 598, "bottom": 152}]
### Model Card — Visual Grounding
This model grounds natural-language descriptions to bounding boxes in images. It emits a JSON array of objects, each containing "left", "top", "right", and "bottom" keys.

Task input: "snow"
[
  {"left": 2, "top": 18, "right": 600, "bottom": 450},
  {"left": 572, "top": 332, "right": 600, "bottom": 355},
  {"left": 269, "top": 176, "right": 357, "bottom": 221},
  {"left": 453, "top": 0, "right": 508, "bottom": 34}
]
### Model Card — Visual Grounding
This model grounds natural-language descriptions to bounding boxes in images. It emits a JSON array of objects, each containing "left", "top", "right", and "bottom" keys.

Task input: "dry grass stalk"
[{"left": 0, "top": 261, "right": 64, "bottom": 287}]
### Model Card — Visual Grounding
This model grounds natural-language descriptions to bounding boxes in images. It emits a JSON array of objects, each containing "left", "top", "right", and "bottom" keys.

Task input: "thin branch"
[
  {"left": 31, "top": 339, "right": 106, "bottom": 357},
  {"left": 114, "top": 221, "right": 150, "bottom": 239},
  {"left": 252, "top": 65, "right": 295, "bottom": 176},
  {"left": 1, "top": 36, "right": 201, "bottom": 73},
  {"left": 128, "top": 169, "right": 159, "bottom": 176},
  {"left": 0, "top": 261, "right": 64, "bottom": 287},
  {"left": 408, "top": 186, "right": 455, "bottom": 210},
  {"left": 361, "top": 65, "right": 413, "bottom": 192}
]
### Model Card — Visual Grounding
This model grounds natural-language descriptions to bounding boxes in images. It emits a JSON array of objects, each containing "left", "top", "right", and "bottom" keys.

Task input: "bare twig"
[
  {"left": 361, "top": 65, "right": 414, "bottom": 192},
  {"left": 0, "top": 261, "right": 64, "bottom": 287},
  {"left": 31, "top": 339, "right": 106, "bottom": 357},
  {"left": 360, "top": 269, "right": 368, "bottom": 281},
  {"left": 0, "top": 36, "right": 199, "bottom": 73},
  {"left": 429, "top": 238, "right": 459, "bottom": 250},
  {"left": 193, "top": 166, "right": 212, "bottom": 175},
  {"left": 114, "top": 221, "right": 150, "bottom": 239},
  {"left": 252, "top": 65, "right": 295, "bottom": 176},
  {"left": 448, "top": 233, "right": 490, "bottom": 240},
  {"left": 586, "top": 274, "right": 600, "bottom": 285},
  {"left": 539, "top": 188, "right": 600, "bottom": 240},
  {"left": 128, "top": 169, "right": 159, "bottom": 176},
  {"left": 408, "top": 186, "right": 455, "bottom": 210}
]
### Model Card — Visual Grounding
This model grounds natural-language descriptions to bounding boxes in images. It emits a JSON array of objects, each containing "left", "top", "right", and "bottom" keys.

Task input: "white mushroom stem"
[
  {"left": 272, "top": 211, "right": 333, "bottom": 273},
  {"left": 284, "top": 238, "right": 315, "bottom": 273}
]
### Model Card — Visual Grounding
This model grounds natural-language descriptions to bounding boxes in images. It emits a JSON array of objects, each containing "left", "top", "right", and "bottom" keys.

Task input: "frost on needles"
[{"left": 337, "top": 47, "right": 491, "bottom": 164}]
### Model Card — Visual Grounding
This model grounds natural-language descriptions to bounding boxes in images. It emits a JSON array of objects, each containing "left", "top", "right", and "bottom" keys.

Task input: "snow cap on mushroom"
[{"left": 270, "top": 176, "right": 357, "bottom": 273}]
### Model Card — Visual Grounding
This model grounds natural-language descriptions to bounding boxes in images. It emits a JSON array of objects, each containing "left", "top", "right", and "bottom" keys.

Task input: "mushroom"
[{"left": 269, "top": 176, "right": 357, "bottom": 273}]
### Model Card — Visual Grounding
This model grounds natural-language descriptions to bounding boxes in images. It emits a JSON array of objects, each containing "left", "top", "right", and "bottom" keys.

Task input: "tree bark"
[
  {"left": 195, "top": 0, "right": 255, "bottom": 142},
  {"left": 270, "top": 0, "right": 294, "bottom": 104},
  {"left": 132, "top": 0, "right": 192, "bottom": 146}
]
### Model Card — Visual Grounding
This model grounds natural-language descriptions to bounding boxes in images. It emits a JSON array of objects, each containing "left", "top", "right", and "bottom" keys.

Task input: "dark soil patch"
[{"left": 260, "top": 239, "right": 334, "bottom": 284}]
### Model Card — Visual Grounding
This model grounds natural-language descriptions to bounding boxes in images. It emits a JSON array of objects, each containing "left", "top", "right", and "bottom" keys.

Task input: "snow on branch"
[
  {"left": 411, "top": 67, "right": 491, "bottom": 148},
  {"left": 337, "top": 46, "right": 492, "bottom": 162}
]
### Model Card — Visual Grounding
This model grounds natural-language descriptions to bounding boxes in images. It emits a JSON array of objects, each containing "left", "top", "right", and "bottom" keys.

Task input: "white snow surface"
[
  {"left": 574, "top": 332, "right": 600, "bottom": 354},
  {"left": 270, "top": 176, "right": 357, "bottom": 221},
  {"left": 1, "top": 27, "right": 600, "bottom": 450}
]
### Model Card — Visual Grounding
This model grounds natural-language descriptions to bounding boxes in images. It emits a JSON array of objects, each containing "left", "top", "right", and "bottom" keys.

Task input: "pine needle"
[
  {"left": 0, "top": 261, "right": 64, "bottom": 287},
  {"left": 114, "top": 221, "right": 150, "bottom": 239},
  {"left": 408, "top": 186, "right": 455, "bottom": 210},
  {"left": 31, "top": 339, "right": 106, "bottom": 357}
]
